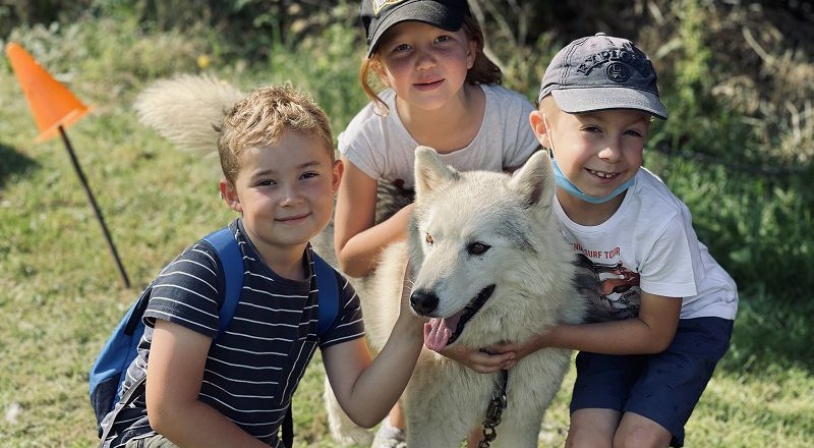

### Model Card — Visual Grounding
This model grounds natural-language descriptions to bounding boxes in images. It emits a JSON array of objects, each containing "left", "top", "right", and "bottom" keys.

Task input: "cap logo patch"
[
  {"left": 576, "top": 45, "right": 652, "bottom": 80},
  {"left": 605, "top": 62, "right": 631, "bottom": 83},
  {"left": 372, "top": 0, "right": 408, "bottom": 15}
]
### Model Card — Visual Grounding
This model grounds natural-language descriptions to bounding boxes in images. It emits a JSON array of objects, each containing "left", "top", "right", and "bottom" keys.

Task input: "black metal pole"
[{"left": 57, "top": 125, "right": 131, "bottom": 288}]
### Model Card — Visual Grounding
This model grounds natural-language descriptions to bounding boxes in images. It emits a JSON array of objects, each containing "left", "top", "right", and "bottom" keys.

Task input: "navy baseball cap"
[
  {"left": 538, "top": 33, "right": 668, "bottom": 120},
  {"left": 361, "top": 0, "right": 469, "bottom": 57}
]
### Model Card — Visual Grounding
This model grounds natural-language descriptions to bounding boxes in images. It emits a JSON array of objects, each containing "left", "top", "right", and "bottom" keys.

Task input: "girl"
[
  {"left": 334, "top": 0, "right": 540, "bottom": 278},
  {"left": 333, "top": 1, "right": 539, "bottom": 446}
]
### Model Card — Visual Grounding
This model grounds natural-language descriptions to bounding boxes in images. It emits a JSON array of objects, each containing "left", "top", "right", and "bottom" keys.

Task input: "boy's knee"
[
  {"left": 566, "top": 409, "right": 618, "bottom": 448},
  {"left": 613, "top": 413, "right": 673, "bottom": 448},
  {"left": 566, "top": 427, "right": 613, "bottom": 448}
]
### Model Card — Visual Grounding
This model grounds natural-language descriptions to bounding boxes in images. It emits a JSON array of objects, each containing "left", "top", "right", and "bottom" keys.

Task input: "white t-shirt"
[
  {"left": 556, "top": 167, "right": 738, "bottom": 322},
  {"left": 338, "top": 84, "right": 539, "bottom": 189}
]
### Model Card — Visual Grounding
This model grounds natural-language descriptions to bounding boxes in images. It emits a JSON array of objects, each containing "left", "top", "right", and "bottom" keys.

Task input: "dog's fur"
[
  {"left": 134, "top": 75, "right": 584, "bottom": 447},
  {"left": 322, "top": 147, "right": 585, "bottom": 447},
  {"left": 134, "top": 74, "right": 244, "bottom": 156}
]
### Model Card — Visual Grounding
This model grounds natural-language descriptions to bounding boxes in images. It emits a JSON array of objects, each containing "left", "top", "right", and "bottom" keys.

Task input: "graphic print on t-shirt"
[{"left": 572, "top": 247, "right": 641, "bottom": 322}]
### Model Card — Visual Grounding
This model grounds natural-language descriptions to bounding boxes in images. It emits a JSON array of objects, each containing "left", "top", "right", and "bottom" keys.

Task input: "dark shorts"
[{"left": 570, "top": 317, "right": 733, "bottom": 447}]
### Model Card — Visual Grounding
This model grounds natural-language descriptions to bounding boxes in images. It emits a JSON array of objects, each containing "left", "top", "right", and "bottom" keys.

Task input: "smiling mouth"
[
  {"left": 277, "top": 213, "right": 309, "bottom": 222},
  {"left": 441, "top": 284, "right": 496, "bottom": 345},
  {"left": 586, "top": 168, "right": 621, "bottom": 179}
]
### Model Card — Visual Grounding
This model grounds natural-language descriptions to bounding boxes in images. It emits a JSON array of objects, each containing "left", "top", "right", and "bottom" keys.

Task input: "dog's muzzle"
[{"left": 411, "top": 284, "right": 496, "bottom": 345}]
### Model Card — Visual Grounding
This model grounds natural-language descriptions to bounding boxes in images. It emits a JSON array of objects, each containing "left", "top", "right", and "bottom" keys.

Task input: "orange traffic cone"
[{"left": 5, "top": 42, "right": 91, "bottom": 142}]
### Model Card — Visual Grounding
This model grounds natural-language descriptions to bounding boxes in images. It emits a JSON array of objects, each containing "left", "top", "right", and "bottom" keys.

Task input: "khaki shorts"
[{"left": 125, "top": 435, "right": 178, "bottom": 448}]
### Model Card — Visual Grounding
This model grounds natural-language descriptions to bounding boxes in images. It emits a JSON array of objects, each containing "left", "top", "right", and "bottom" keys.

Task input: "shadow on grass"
[
  {"left": 718, "top": 292, "right": 814, "bottom": 375},
  {"left": 0, "top": 142, "right": 39, "bottom": 189}
]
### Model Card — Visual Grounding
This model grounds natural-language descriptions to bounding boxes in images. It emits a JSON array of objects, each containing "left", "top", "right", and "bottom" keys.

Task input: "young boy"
[
  {"left": 100, "top": 85, "right": 426, "bottom": 448},
  {"left": 443, "top": 33, "right": 738, "bottom": 447}
]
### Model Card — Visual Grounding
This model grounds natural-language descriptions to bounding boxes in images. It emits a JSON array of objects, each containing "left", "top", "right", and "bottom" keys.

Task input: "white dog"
[
  {"left": 324, "top": 146, "right": 585, "bottom": 448},
  {"left": 134, "top": 76, "right": 584, "bottom": 447}
]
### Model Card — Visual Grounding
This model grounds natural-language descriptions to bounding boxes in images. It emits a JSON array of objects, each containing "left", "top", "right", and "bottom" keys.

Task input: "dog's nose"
[{"left": 410, "top": 289, "right": 439, "bottom": 315}]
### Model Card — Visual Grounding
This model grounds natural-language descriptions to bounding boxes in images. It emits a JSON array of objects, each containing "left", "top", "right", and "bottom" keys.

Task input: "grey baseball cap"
[
  {"left": 538, "top": 32, "right": 668, "bottom": 120},
  {"left": 361, "top": 0, "right": 469, "bottom": 57}
]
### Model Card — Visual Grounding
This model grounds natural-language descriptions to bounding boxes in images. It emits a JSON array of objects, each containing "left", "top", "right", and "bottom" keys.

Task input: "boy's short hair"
[
  {"left": 217, "top": 84, "right": 334, "bottom": 184},
  {"left": 538, "top": 32, "right": 668, "bottom": 120}
]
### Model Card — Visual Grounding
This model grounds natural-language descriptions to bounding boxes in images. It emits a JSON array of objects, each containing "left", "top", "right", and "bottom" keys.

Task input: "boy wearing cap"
[
  {"left": 527, "top": 33, "right": 738, "bottom": 447},
  {"left": 444, "top": 34, "right": 738, "bottom": 447}
]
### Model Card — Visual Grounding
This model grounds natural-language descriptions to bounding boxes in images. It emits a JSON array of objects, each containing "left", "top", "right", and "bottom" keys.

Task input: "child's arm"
[
  {"left": 145, "top": 320, "right": 268, "bottom": 448},
  {"left": 517, "top": 291, "right": 681, "bottom": 355},
  {"left": 334, "top": 157, "right": 413, "bottom": 277},
  {"left": 321, "top": 298, "right": 425, "bottom": 427},
  {"left": 439, "top": 292, "right": 682, "bottom": 371}
]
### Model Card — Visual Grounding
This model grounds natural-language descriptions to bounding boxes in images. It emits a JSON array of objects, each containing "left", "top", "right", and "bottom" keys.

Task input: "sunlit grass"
[{"left": 1, "top": 12, "right": 812, "bottom": 448}]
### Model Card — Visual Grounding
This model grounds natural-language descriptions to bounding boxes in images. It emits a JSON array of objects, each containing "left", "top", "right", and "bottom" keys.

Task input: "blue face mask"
[{"left": 550, "top": 157, "right": 635, "bottom": 204}]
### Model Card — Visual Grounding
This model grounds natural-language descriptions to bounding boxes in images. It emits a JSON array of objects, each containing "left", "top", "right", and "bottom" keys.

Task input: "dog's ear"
[
  {"left": 508, "top": 150, "right": 556, "bottom": 209},
  {"left": 414, "top": 146, "right": 460, "bottom": 199}
]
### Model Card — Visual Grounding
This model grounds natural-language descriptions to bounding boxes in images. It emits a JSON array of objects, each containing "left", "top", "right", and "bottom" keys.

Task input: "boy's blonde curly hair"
[{"left": 217, "top": 84, "right": 334, "bottom": 184}]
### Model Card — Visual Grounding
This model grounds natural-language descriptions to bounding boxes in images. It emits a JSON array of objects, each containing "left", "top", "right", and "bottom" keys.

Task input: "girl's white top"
[{"left": 339, "top": 84, "right": 539, "bottom": 189}]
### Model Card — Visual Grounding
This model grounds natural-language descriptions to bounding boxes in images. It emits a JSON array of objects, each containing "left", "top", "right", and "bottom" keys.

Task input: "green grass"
[{"left": 1, "top": 15, "right": 812, "bottom": 448}]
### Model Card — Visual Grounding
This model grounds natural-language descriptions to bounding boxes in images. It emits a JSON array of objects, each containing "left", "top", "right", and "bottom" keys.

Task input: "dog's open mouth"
[{"left": 425, "top": 284, "right": 495, "bottom": 350}]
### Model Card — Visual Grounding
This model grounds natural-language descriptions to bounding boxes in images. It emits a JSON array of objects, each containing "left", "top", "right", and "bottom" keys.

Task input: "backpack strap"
[
  {"left": 312, "top": 252, "right": 339, "bottom": 336},
  {"left": 282, "top": 408, "right": 293, "bottom": 448},
  {"left": 202, "top": 227, "right": 243, "bottom": 336}
]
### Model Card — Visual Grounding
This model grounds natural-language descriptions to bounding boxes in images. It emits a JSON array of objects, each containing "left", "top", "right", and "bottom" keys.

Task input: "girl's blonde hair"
[
  {"left": 360, "top": 13, "right": 501, "bottom": 114},
  {"left": 217, "top": 84, "right": 334, "bottom": 184}
]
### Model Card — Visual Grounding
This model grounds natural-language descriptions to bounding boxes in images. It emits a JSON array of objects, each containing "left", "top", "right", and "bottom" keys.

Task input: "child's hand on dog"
[
  {"left": 424, "top": 321, "right": 516, "bottom": 374},
  {"left": 427, "top": 326, "right": 561, "bottom": 373}
]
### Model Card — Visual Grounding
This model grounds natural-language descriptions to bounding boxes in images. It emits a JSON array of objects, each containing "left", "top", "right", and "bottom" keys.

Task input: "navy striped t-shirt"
[{"left": 107, "top": 219, "right": 364, "bottom": 447}]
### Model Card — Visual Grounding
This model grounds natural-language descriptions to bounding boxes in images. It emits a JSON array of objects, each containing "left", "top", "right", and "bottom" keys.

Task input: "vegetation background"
[{"left": 0, "top": 0, "right": 812, "bottom": 446}]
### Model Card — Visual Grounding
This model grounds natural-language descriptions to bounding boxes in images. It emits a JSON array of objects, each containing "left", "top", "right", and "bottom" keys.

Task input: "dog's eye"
[
  {"left": 467, "top": 242, "right": 490, "bottom": 255},
  {"left": 425, "top": 233, "right": 434, "bottom": 245}
]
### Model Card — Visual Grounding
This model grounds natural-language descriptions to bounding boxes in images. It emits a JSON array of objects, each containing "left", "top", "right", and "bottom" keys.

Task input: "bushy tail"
[{"left": 134, "top": 74, "right": 245, "bottom": 155}]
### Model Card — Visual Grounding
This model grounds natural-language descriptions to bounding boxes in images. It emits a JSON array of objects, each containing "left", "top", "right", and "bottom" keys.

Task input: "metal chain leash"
[{"left": 477, "top": 369, "right": 509, "bottom": 448}]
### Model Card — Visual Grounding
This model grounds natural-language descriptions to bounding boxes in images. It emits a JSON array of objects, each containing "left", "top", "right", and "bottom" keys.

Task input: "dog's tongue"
[{"left": 423, "top": 314, "right": 461, "bottom": 352}]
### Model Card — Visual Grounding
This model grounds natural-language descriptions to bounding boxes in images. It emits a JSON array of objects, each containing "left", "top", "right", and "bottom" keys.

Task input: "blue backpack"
[{"left": 89, "top": 226, "right": 339, "bottom": 444}]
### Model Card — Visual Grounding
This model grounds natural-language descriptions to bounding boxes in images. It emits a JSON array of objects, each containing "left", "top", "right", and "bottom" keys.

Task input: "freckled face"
[
  {"left": 224, "top": 132, "right": 340, "bottom": 256},
  {"left": 375, "top": 21, "right": 475, "bottom": 111}
]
